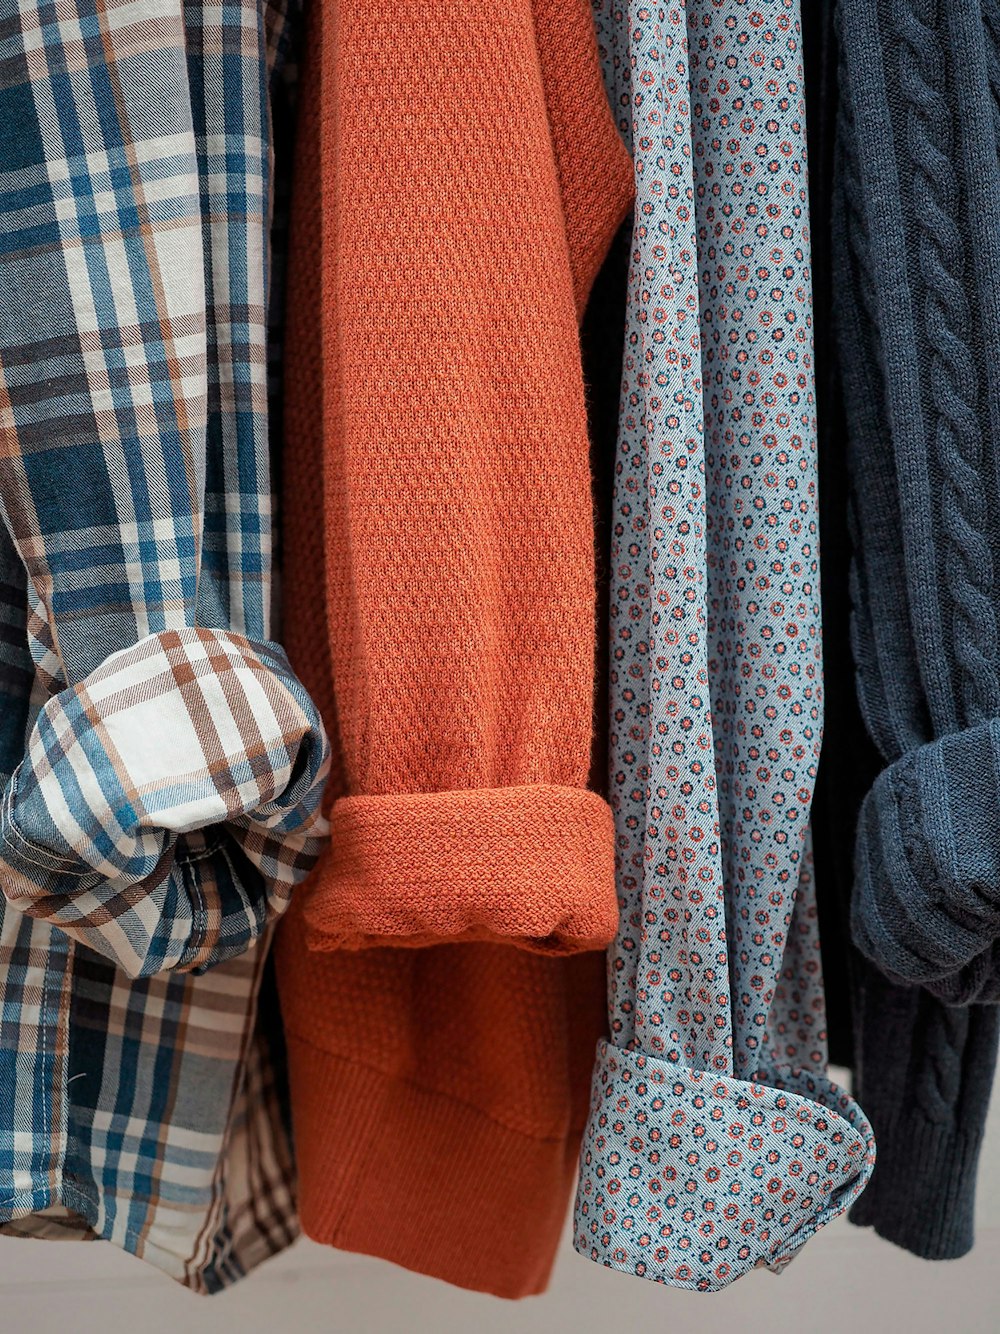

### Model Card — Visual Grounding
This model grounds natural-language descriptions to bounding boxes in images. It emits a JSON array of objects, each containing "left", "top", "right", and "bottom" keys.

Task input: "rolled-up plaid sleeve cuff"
[{"left": 0, "top": 625, "right": 330, "bottom": 978}]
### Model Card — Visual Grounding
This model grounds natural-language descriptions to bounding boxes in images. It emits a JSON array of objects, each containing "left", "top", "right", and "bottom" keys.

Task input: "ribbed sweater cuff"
[
  {"left": 301, "top": 784, "right": 617, "bottom": 952},
  {"left": 284, "top": 1031, "right": 579, "bottom": 1298},
  {"left": 848, "top": 1109, "right": 983, "bottom": 1259}
]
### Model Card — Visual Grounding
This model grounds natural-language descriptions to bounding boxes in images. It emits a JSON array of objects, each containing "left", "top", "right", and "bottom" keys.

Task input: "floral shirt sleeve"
[{"left": 573, "top": 0, "right": 876, "bottom": 1291}]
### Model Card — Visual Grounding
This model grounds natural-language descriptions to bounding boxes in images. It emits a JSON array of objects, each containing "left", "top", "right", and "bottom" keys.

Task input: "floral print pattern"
[{"left": 573, "top": 0, "right": 876, "bottom": 1290}]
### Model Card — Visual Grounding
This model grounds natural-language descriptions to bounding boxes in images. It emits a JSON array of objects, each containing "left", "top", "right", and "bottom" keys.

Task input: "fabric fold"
[
  {"left": 0, "top": 627, "right": 328, "bottom": 978},
  {"left": 853, "top": 720, "right": 1000, "bottom": 1003},
  {"left": 575, "top": 1044, "right": 873, "bottom": 1290},
  {"left": 303, "top": 784, "right": 615, "bottom": 953}
]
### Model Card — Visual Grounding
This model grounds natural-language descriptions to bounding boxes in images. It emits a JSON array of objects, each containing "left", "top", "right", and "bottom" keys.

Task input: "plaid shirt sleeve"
[{"left": 0, "top": 0, "right": 329, "bottom": 979}]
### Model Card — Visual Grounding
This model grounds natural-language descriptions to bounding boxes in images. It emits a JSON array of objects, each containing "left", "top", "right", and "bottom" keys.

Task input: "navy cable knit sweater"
[{"left": 813, "top": 0, "right": 1000, "bottom": 1258}]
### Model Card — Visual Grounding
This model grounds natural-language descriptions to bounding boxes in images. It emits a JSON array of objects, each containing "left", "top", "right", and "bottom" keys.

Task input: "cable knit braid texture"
[
  {"left": 847, "top": 0, "right": 1000, "bottom": 1002},
  {"left": 823, "top": 0, "right": 1000, "bottom": 1258}
]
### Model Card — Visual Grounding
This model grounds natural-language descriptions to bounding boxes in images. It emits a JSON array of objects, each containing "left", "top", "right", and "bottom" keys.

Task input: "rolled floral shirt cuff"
[
  {"left": 0, "top": 626, "right": 330, "bottom": 978},
  {"left": 573, "top": 1042, "right": 876, "bottom": 1292}
]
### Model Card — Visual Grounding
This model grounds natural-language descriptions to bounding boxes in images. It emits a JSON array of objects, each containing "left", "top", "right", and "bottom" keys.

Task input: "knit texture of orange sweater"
[{"left": 276, "top": 0, "right": 633, "bottom": 1298}]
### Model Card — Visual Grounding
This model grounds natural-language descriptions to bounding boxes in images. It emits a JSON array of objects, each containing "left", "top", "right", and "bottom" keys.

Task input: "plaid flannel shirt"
[{"left": 0, "top": 0, "right": 327, "bottom": 1290}]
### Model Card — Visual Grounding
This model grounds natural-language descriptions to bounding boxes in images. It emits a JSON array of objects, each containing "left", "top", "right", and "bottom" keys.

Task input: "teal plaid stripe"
[{"left": 0, "top": 0, "right": 317, "bottom": 1289}]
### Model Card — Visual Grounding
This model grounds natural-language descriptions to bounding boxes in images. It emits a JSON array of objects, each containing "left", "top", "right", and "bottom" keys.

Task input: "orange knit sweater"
[{"left": 276, "top": 0, "right": 633, "bottom": 1298}]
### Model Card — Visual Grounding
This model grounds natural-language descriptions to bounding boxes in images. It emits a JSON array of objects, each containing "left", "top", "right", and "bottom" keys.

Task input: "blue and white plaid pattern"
[
  {"left": 0, "top": 0, "right": 320, "bottom": 1288},
  {"left": 0, "top": 626, "right": 328, "bottom": 978}
]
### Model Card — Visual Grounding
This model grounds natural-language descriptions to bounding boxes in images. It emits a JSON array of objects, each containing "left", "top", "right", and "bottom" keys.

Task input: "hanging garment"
[
  {"left": 822, "top": 0, "right": 1000, "bottom": 1260},
  {"left": 275, "top": 0, "right": 634, "bottom": 1299},
  {"left": 572, "top": 0, "right": 875, "bottom": 1291},
  {"left": 0, "top": 0, "right": 328, "bottom": 1288}
]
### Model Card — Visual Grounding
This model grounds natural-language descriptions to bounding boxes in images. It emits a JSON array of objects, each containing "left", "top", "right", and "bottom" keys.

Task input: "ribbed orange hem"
[
  {"left": 285, "top": 1031, "right": 580, "bottom": 1298},
  {"left": 301, "top": 784, "right": 617, "bottom": 952}
]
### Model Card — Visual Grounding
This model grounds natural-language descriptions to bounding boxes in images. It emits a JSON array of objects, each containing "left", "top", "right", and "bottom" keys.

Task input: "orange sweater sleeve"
[
  {"left": 276, "top": 0, "right": 634, "bottom": 1296},
  {"left": 288, "top": 0, "right": 634, "bottom": 953}
]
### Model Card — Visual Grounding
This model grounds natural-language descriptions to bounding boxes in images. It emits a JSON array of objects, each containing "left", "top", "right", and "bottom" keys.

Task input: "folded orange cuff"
[{"left": 301, "top": 784, "right": 617, "bottom": 953}]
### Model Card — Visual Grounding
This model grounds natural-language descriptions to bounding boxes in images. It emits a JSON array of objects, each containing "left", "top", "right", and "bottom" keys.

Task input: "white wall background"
[{"left": 3, "top": 1073, "right": 998, "bottom": 1334}]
